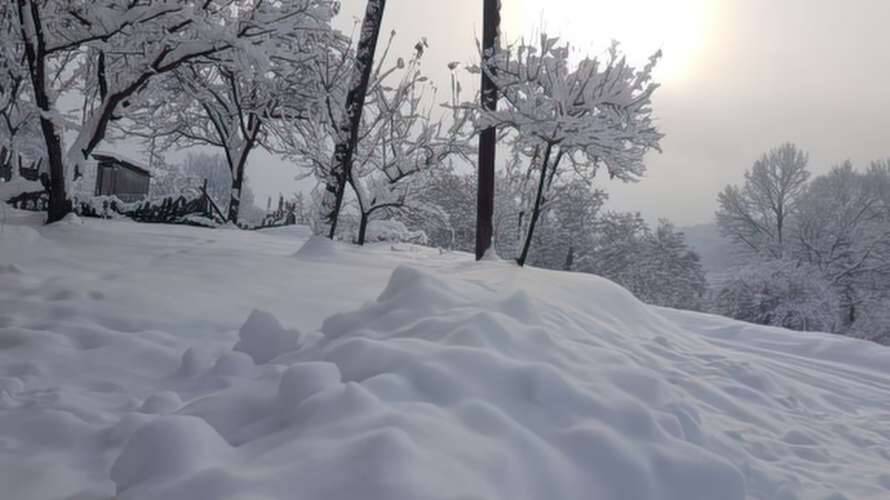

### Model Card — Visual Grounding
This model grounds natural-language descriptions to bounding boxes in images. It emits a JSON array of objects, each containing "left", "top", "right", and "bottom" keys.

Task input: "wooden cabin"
[{"left": 91, "top": 153, "right": 151, "bottom": 202}]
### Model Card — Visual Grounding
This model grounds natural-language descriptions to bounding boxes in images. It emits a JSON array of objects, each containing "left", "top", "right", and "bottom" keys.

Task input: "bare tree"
[
  {"left": 284, "top": 37, "right": 462, "bottom": 244},
  {"left": 716, "top": 143, "right": 810, "bottom": 258},
  {"left": 321, "top": 0, "right": 388, "bottom": 239}
]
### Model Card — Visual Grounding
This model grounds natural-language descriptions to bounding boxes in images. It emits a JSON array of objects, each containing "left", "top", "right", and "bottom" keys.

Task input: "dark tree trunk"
[
  {"left": 357, "top": 211, "right": 369, "bottom": 246},
  {"left": 227, "top": 118, "right": 260, "bottom": 225},
  {"left": 324, "top": 0, "right": 387, "bottom": 240},
  {"left": 517, "top": 143, "right": 554, "bottom": 267},
  {"left": 17, "top": 0, "right": 69, "bottom": 223},
  {"left": 475, "top": 0, "right": 500, "bottom": 260},
  {"left": 564, "top": 245, "right": 575, "bottom": 271},
  {"left": 227, "top": 176, "right": 242, "bottom": 225}
]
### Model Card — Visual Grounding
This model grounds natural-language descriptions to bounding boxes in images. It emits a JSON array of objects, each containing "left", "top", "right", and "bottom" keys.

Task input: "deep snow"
[{"left": 1, "top": 209, "right": 889, "bottom": 500}]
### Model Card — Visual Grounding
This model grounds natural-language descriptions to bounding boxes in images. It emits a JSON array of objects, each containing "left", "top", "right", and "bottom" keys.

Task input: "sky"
[{"left": 249, "top": 0, "right": 890, "bottom": 226}]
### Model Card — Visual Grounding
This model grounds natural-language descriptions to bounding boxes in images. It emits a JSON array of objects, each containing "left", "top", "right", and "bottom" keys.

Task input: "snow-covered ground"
[{"left": 1, "top": 209, "right": 889, "bottom": 500}]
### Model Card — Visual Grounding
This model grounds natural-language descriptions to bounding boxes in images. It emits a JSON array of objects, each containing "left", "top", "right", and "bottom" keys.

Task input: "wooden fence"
[
  {"left": 6, "top": 190, "right": 48, "bottom": 211},
  {"left": 0, "top": 147, "right": 43, "bottom": 182},
  {"left": 6, "top": 179, "right": 226, "bottom": 227}
]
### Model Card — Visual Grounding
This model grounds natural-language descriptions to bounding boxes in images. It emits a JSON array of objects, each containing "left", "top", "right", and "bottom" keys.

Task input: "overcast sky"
[{"left": 247, "top": 0, "right": 890, "bottom": 226}]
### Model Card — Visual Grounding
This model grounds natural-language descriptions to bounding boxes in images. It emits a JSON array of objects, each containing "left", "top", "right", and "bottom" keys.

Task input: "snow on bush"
[
  {"left": 364, "top": 219, "right": 428, "bottom": 244},
  {"left": 713, "top": 260, "right": 839, "bottom": 332}
]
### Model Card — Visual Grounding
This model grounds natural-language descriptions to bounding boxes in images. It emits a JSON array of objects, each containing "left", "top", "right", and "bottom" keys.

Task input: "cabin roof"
[{"left": 91, "top": 152, "right": 151, "bottom": 177}]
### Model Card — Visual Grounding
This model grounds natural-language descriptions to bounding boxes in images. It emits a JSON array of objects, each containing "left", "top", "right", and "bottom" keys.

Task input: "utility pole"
[{"left": 475, "top": 0, "right": 500, "bottom": 260}]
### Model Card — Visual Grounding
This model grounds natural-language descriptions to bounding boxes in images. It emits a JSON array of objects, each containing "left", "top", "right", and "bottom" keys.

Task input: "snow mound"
[
  {"left": 277, "top": 362, "right": 342, "bottom": 411},
  {"left": 139, "top": 391, "right": 183, "bottom": 415},
  {"left": 111, "top": 415, "right": 231, "bottom": 494},
  {"left": 233, "top": 310, "right": 303, "bottom": 364},
  {"left": 293, "top": 235, "right": 337, "bottom": 259},
  {"left": 176, "top": 347, "right": 214, "bottom": 377},
  {"left": 114, "top": 266, "right": 755, "bottom": 500},
  {"left": 59, "top": 212, "right": 83, "bottom": 225},
  {"left": 480, "top": 245, "right": 502, "bottom": 261}
]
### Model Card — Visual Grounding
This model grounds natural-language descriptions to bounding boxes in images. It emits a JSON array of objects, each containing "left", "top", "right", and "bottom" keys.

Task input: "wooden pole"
[{"left": 475, "top": 0, "right": 500, "bottom": 260}]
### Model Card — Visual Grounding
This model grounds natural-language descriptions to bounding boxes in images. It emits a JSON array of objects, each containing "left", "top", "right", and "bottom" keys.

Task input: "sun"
[{"left": 502, "top": 0, "right": 725, "bottom": 84}]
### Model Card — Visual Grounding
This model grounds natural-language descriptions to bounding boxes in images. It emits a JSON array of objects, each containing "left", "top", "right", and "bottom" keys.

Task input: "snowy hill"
[{"left": 1, "top": 210, "right": 890, "bottom": 500}]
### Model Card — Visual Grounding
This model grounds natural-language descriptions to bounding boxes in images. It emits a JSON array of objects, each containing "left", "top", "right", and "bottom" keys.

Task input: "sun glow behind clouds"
[{"left": 502, "top": 0, "right": 724, "bottom": 84}]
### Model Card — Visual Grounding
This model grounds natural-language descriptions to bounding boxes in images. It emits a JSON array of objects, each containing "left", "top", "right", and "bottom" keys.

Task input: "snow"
[
  {"left": 1, "top": 208, "right": 890, "bottom": 500},
  {"left": 364, "top": 219, "right": 428, "bottom": 244},
  {"left": 233, "top": 310, "right": 303, "bottom": 364},
  {"left": 92, "top": 150, "right": 152, "bottom": 173},
  {"left": 0, "top": 177, "right": 44, "bottom": 201},
  {"left": 293, "top": 234, "right": 338, "bottom": 259}
]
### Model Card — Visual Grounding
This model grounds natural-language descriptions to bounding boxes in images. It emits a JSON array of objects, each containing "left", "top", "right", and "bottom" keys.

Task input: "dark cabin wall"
[
  {"left": 115, "top": 167, "right": 149, "bottom": 198},
  {"left": 95, "top": 159, "right": 150, "bottom": 202}
]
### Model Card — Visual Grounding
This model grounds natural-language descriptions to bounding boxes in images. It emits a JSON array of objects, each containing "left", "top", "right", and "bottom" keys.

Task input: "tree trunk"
[
  {"left": 357, "top": 211, "right": 369, "bottom": 246},
  {"left": 475, "top": 0, "right": 500, "bottom": 260},
  {"left": 227, "top": 120, "right": 259, "bottom": 225},
  {"left": 227, "top": 180, "right": 241, "bottom": 225},
  {"left": 323, "top": 0, "right": 387, "bottom": 239},
  {"left": 563, "top": 245, "right": 575, "bottom": 271},
  {"left": 17, "top": 0, "right": 69, "bottom": 223},
  {"left": 517, "top": 143, "right": 554, "bottom": 267}
]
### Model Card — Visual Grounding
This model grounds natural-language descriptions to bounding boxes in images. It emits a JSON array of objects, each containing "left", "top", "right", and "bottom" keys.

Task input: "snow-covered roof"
[{"left": 92, "top": 151, "right": 151, "bottom": 176}]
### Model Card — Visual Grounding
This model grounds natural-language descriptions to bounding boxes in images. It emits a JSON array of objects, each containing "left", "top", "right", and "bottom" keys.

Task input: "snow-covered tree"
[
  {"left": 404, "top": 167, "right": 476, "bottom": 251},
  {"left": 150, "top": 151, "right": 263, "bottom": 224},
  {"left": 287, "top": 35, "right": 462, "bottom": 244},
  {"left": 712, "top": 260, "right": 838, "bottom": 333},
  {"left": 320, "top": 0, "right": 388, "bottom": 239},
  {"left": 489, "top": 141, "right": 607, "bottom": 265},
  {"left": 716, "top": 143, "right": 810, "bottom": 259},
  {"left": 151, "top": 152, "right": 230, "bottom": 201},
  {"left": 461, "top": 36, "right": 663, "bottom": 265},
  {"left": 578, "top": 214, "right": 707, "bottom": 310},
  {"left": 117, "top": 3, "right": 337, "bottom": 225},
  {"left": 346, "top": 46, "right": 456, "bottom": 245},
  {"left": 0, "top": 7, "right": 40, "bottom": 170},
  {"left": 12, "top": 0, "right": 337, "bottom": 222},
  {"left": 711, "top": 156, "right": 890, "bottom": 340},
  {"left": 794, "top": 162, "right": 890, "bottom": 334}
]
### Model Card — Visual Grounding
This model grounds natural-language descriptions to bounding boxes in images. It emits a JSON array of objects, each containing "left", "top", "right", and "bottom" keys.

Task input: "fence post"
[{"left": 201, "top": 178, "right": 210, "bottom": 217}]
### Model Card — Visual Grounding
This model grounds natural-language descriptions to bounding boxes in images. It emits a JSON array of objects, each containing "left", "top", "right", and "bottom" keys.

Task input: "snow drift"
[
  {"left": 1, "top": 212, "right": 889, "bottom": 500},
  {"left": 109, "top": 265, "right": 747, "bottom": 500}
]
